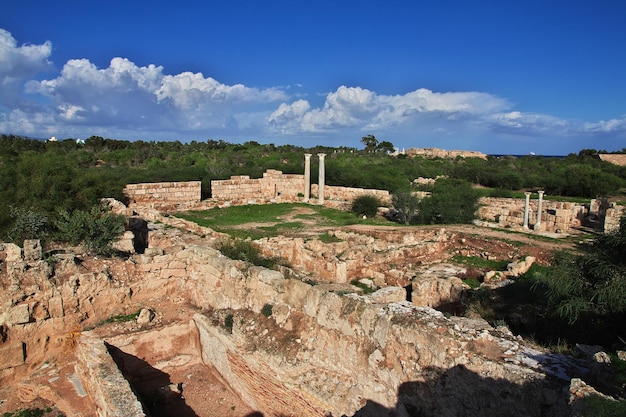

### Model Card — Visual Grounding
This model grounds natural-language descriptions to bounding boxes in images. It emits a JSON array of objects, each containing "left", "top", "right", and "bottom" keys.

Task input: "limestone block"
[
  {"left": 111, "top": 231, "right": 135, "bottom": 253},
  {"left": 48, "top": 297, "right": 64, "bottom": 318},
  {"left": 23, "top": 239, "right": 42, "bottom": 262},
  {"left": 3, "top": 304, "right": 30, "bottom": 326},
  {"left": 250, "top": 266, "right": 285, "bottom": 293},
  {"left": 76, "top": 332, "right": 145, "bottom": 417},
  {"left": 368, "top": 286, "right": 406, "bottom": 304},
  {"left": 412, "top": 276, "right": 466, "bottom": 307},
  {"left": 136, "top": 308, "right": 155, "bottom": 324},
  {"left": 507, "top": 256, "right": 535, "bottom": 277},
  {"left": 4, "top": 243, "right": 22, "bottom": 262},
  {"left": 0, "top": 342, "right": 25, "bottom": 370}
]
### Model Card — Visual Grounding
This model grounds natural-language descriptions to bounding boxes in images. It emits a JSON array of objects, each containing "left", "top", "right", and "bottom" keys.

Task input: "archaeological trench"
[{"left": 1, "top": 169, "right": 625, "bottom": 417}]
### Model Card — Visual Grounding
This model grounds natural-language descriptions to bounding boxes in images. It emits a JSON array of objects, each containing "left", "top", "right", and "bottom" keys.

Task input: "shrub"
[
  {"left": 55, "top": 205, "right": 125, "bottom": 255},
  {"left": 489, "top": 188, "right": 514, "bottom": 198},
  {"left": 261, "top": 303, "right": 273, "bottom": 317},
  {"left": 416, "top": 178, "right": 481, "bottom": 224},
  {"left": 7, "top": 206, "right": 49, "bottom": 244},
  {"left": 217, "top": 237, "right": 279, "bottom": 268},
  {"left": 391, "top": 189, "right": 420, "bottom": 225},
  {"left": 350, "top": 279, "right": 375, "bottom": 294},
  {"left": 351, "top": 194, "right": 381, "bottom": 218},
  {"left": 224, "top": 314, "right": 234, "bottom": 333}
]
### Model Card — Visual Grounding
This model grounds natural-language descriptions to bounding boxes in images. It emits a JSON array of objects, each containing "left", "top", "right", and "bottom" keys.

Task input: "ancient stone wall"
[
  {"left": 477, "top": 196, "right": 587, "bottom": 233},
  {"left": 210, "top": 169, "right": 304, "bottom": 205},
  {"left": 122, "top": 176, "right": 622, "bottom": 234},
  {"left": 311, "top": 184, "right": 391, "bottom": 205},
  {"left": 604, "top": 203, "right": 626, "bottom": 233},
  {"left": 477, "top": 196, "right": 625, "bottom": 233},
  {"left": 124, "top": 181, "right": 201, "bottom": 211},
  {"left": 76, "top": 333, "right": 145, "bottom": 417}
]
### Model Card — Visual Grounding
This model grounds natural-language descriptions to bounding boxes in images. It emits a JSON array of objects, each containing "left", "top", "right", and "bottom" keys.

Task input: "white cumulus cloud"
[
  {"left": 268, "top": 86, "right": 511, "bottom": 134},
  {"left": 0, "top": 28, "right": 52, "bottom": 107},
  {"left": 23, "top": 56, "right": 288, "bottom": 134}
]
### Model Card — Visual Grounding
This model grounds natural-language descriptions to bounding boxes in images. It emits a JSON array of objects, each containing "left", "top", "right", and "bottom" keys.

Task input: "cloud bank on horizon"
[{"left": 0, "top": 27, "right": 624, "bottom": 155}]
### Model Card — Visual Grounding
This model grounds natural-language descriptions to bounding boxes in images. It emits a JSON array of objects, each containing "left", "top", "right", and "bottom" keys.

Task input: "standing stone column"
[
  {"left": 536, "top": 190, "right": 544, "bottom": 227},
  {"left": 318, "top": 153, "right": 326, "bottom": 205},
  {"left": 303, "top": 153, "right": 312, "bottom": 202},
  {"left": 523, "top": 192, "right": 531, "bottom": 229}
]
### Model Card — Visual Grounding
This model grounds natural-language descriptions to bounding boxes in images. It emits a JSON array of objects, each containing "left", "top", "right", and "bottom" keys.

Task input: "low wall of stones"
[
  {"left": 122, "top": 177, "right": 623, "bottom": 234},
  {"left": 124, "top": 181, "right": 201, "bottom": 211},
  {"left": 311, "top": 184, "right": 391, "bottom": 205},
  {"left": 605, "top": 204, "right": 626, "bottom": 233},
  {"left": 211, "top": 169, "right": 304, "bottom": 205}
]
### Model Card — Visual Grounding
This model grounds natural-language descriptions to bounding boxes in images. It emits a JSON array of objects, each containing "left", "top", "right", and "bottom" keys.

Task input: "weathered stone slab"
[
  {"left": 0, "top": 342, "right": 25, "bottom": 370},
  {"left": 48, "top": 297, "right": 64, "bottom": 318},
  {"left": 4, "top": 243, "right": 22, "bottom": 262},
  {"left": 23, "top": 239, "right": 42, "bottom": 261},
  {"left": 2, "top": 303, "right": 30, "bottom": 326},
  {"left": 76, "top": 332, "right": 145, "bottom": 417}
]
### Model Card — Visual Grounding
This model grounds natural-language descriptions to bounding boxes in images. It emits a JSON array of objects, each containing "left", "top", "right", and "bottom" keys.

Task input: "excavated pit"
[{"left": 87, "top": 321, "right": 257, "bottom": 417}]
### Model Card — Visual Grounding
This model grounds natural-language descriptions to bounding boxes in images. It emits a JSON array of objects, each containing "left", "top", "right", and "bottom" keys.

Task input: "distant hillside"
[{"left": 599, "top": 154, "right": 626, "bottom": 166}]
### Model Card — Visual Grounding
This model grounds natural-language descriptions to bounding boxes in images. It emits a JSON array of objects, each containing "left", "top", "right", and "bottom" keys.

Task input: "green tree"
[
  {"left": 360, "top": 135, "right": 379, "bottom": 152},
  {"left": 351, "top": 194, "right": 381, "bottom": 218},
  {"left": 376, "top": 140, "right": 395, "bottom": 154},
  {"left": 391, "top": 190, "right": 420, "bottom": 225},
  {"left": 7, "top": 206, "right": 49, "bottom": 244},
  {"left": 416, "top": 178, "right": 481, "bottom": 224}
]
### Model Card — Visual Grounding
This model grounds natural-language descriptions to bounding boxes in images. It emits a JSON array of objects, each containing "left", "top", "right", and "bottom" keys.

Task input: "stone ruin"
[
  {"left": 1, "top": 199, "right": 611, "bottom": 417},
  {"left": 2, "top": 153, "right": 624, "bottom": 416},
  {"left": 122, "top": 153, "right": 624, "bottom": 234}
]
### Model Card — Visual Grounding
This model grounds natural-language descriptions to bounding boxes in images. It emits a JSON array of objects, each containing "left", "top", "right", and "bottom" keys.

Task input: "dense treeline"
[{"left": 1, "top": 134, "right": 625, "bottom": 239}]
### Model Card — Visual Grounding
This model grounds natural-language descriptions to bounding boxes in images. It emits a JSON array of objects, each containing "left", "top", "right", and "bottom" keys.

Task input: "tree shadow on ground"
[
  {"left": 106, "top": 343, "right": 198, "bottom": 417},
  {"left": 350, "top": 364, "right": 569, "bottom": 417}
]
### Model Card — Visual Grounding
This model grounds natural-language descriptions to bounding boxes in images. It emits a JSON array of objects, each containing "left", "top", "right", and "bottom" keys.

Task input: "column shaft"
[
  {"left": 318, "top": 153, "right": 326, "bottom": 205},
  {"left": 523, "top": 192, "right": 531, "bottom": 229},
  {"left": 304, "top": 154, "right": 312, "bottom": 202},
  {"left": 536, "top": 191, "right": 544, "bottom": 227}
]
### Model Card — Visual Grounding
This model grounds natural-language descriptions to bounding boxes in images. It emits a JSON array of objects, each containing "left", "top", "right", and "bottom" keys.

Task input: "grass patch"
[
  {"left": 451, "top": 255, "right": 509, "bottom": 271},
  {"left": 176, "top": 203, "right": 393, "bottom": 239},
  {"left": 217, "top": 238, "right": 281, "bottom": 268},
  {"left": 319, "top": 232, "right": 342, "bottom": 243},
  {"left": 99, "top": 310, "right": 141, "bottom": 325},
  {"left": 462, "top": 278, "right": 482, "bottom": 289},
  {"left": 350, "top": 279, "right": 376, "bottom": 294}
]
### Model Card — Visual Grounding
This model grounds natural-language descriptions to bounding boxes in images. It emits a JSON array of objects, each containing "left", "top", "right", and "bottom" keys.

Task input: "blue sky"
[{"left": 1, "top": 0, "right": 625, "bottom": 155}]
